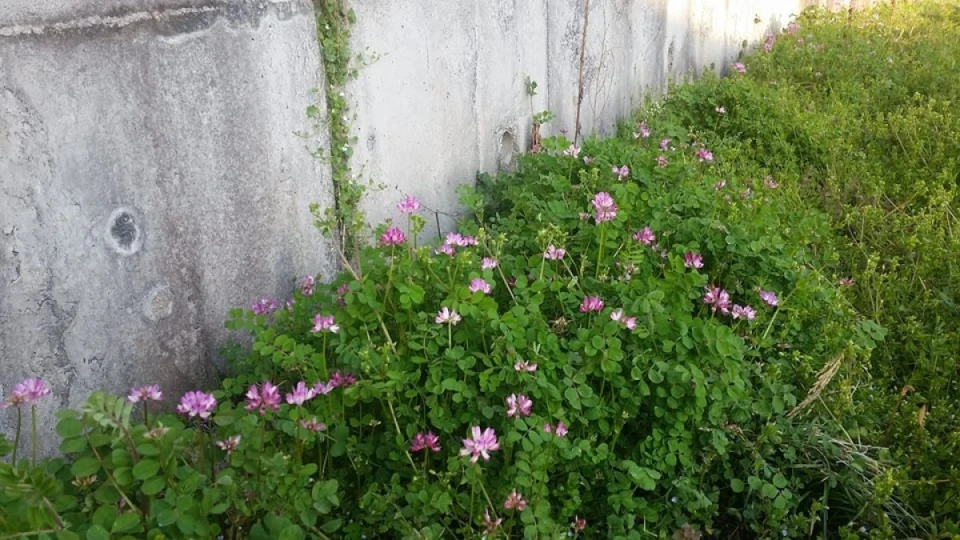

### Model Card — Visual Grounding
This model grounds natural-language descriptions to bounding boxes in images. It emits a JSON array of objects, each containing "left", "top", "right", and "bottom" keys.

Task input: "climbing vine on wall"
[{"left": 309, "top": 0, "right": 365, "bottom": 257}]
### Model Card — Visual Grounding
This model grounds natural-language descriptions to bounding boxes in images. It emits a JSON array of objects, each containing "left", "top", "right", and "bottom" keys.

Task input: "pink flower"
[
  {"left": 563, "top": 144, "right": 581, "bottom": 158},
  {"left": 127, "top": 385, "right": 163, "bottom": 404},
  {"left": 481, "top": 257, "right": 498, "bottom": 270},
  {"left": 731, "top": 304, "right": 757, "bottom": 320},
  {"left": 684, "top": 252, "right": 704, "bottom": 269},
  {"left": 514, "top": 360, "right": 538, "bottom": 372},
  {"left": 623, "top": 316, "right": 638, "bottom": 331},
  {"left": 591, "top": 192, "right": 618, "bottom": 223},
  {"left": 633, "top": 226, "right": 656, "bottom": 246},
  {"left": 696, "top": 147, "right": 714, "bottom": 163},
  {"left": 764, "top": 176, "right": 779, "bottom": 189},
  {"left": 713, "top": 179, "right": 727, "bottom": 190},
  {"left": 656, "top": 155, "right": 668, "bottom": 168},
  {"left": 715, "top": 106, "right": 726, "bottom": 114},
  {"left": 379, "top": 226, "right": 406, "bottom": 246},
  {"left": 612, "top": 165, "right": 629, "bottom": 180},
  {"left": 544, "top": 244, "right": 566, "bottom": 260},
  {"left": 215, "top": 435, "right": 241, "bottom": 455},
  {"left": 741, "top": 188, "right": 753, "bottom": 199},
  {"left": 460, "top": 426, "right": 500, "bottom": 463},
  {"left": 468, "top": 278, "right": 492, "bottom": 294},
  {"left": 299, "top": 417, "right": 326, "bottom": 432},
  {"left": 579, "top": 296, "right": 604, "bottom": 313},
  {"left": 285, "top": 381, "right": 317, "bottom": 406},
  {"left": 703, "top": 286, "right": 732, "bottom": 315},
  {"left": 445, "top": 232, "right": 477, "bottom": 247},
  {"left": 572, "top": 516, "right": 587, "bottom": 532},
  {"left": 252, "top": 297, "right": 280, "bottom": 315},
  {"left": 503, "top": 490, "right": 528, "bottom": 511},
  {"left": 757, "top": 289, "right": 779, "bottom": 307},
  {"left": 435, "top": 243, "right": 456, "bottom": 256},
  {"left": 633, "top": 121, "right": 651, "bottom": 138},
  {"left": 245, "top": 382, "right": 281, "bottom": 415},
  {"left": 660, "top": 138, "right": 672, "bottom": 151},
  {"left": 300, "top": 275, "right": 316, "bottom": 296},
  {"left": 329, "top": 370, "right": 357, "bottom": 389},
  {"left": 839, "top": 277, "right": 855, "bottom": 287},
  {"left": 733, "top": 62, "right": 747, "bottom": 74},
  {"left": 311, "top": 314, "right": 340, "bottom": 333},
  {"left": 397, "top": 195, "right": 421, "bottom": 214},
  {"left": 435, "top": 307, "right": 461, "bottom": 325},
  {"left": 786, "top": 21, "right": 800, "bottom": 35},
  {"left": 2, "top": 378, "right": 52, "bottom": 408},
  {"left": 313, "top": 380, "right": 336, "bottom": 395},
  {"left": 505, "top": 394, "right": 533, "bottom": 417},
  {"left": 410, "top": 431, "right": 441, "bottom": 453},
  {"left": 483, "top": 509, "right": 503, "bottom": 535},
  {"left": 764, "top": 34, "right": 776, "bottom": 52},
  {"left": 335, "top": 283, "right": 350, "bottom": 305},
  {"left": 610, "top": 309, "right": 638, "bottom": 331},
  {"left": 176, "top": 391, "right": 216, "bottom": 419},
  {"left": 544, "top": 421, "right": 568, "bottom": 438},
  {"left": 583, "top": 156, "right": 595, "bottom": 165}
]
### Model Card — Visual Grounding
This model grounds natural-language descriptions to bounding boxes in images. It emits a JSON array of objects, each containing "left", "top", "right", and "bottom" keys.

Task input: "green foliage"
[{"left": 640, "top": 1, "right": 960, "bottom": 533}]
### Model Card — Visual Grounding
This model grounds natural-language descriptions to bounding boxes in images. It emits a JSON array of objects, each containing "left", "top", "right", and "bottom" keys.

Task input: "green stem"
[
  {"left": 596, "top": 223, "right": 607, "bottom": 278},
  {"left": 448, "top": 323, "right": 453, "bottom": 350},
  {"left": 384, "top": 245, "right": 396, "bottom": 310},
  {"left": 256, "top": 419, "right": 265, "bottom": 491},
  {"left": 31, "top": 406, "right": 37, "bottom": 466},
  {"left": 321, "top": 332, "right": 329, "bottom": 379},
  {"left": 12, "top": 407, "right": 21, "bottom": 464}
]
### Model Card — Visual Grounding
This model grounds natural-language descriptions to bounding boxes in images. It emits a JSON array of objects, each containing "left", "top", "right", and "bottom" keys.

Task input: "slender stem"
[
  {"left": 596, "top": 224, "right": 606, "bottom": 278},
  {"left": 321, "top": 332, "right": 329, "bottom": 379},
  {"left": 12, "top": 407, "right": 21, "bottom": 464},
  {"left": 385, "top": 398, "right": 418, "bottom": 471},
  {"left": 256, "top": 418, "right": 266, "bottom": 490},
  {"left": 384, "top": 245, "right": 396, "bottom": 310},
  {"left": 448, "top": 323, "right": 453, "bottom": 350},
  {"left": 143, "top": 403, "right": 150, "bottom": 428},
  {"left": 31, "top": 406, "right": 37, "bottom": 466}
]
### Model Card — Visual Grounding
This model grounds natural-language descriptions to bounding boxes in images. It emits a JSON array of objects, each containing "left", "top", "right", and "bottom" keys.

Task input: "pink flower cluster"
[
  {"left": 563, "top": 144, "right": 581, "bottom": 158},
  {"left": 543, "top": 421, "right": 568, "bottom": 438},
  {"left": 684, "top": 252, "right": 704, "bottom": 269},
  {"left": 460, "top": 426, "right": 500, "bottom": 463},
  {"left": 435, "top": 307, "right": 461, "bottom": 325},
  {"left": 252, "top": 297, "right": 280, "bottom": 315},
  {"left": 397, "top": 195, "right": 421, "bottom": 214},
  {"left": 311, "top": 314, "right": 340, "bottom": 333},
  {"left": 703, "top": 286, "right": 763, "bottom": 321},
  {"left": 503, "top": 490, "right": 528, "bottom": 511},
  {"left": 468, "top": 278, "right": 492, "bottom": 294},
  {"left": 379, "top": 226, "right": 406, "bottom": 246},
  {"left": 177, "top": 391, "right": 217, "bottom": 419},
  {"left": 410, "top": 431, "right": 441, "bottom": 453},
  {"left": 612, "top": 165, "right": 629, "bottom": 180},
  {"left": 580, "top": 296, "right": 604, "bottom": 313},
  {"left": 514, "top": 360, "right": 538, "bottom": 372},
  {"left": 591, "top": 192, "right": 618, "bottom": 223},
  {"left": 610, "top": 309, "right": 637, "bottom": 331},
  {"left": 696, "top": 147, "right": 715, "bottom": 163},
  {"left": 435, "top": 232, "right": 478, "bottom": 256},
  {"left": 633, "top": 226, "right": 656, "bottom": 246},
  {"left": 1, "top": 378, "right": 52, "bottom": 408},
  {"left": 128, "top": 385, "right": 163, "bottom": 404},
  {"left": 633, "top": 120, "right": 651, "bottom": 139},
  {"left": 543, "top": 244, "right": 566, "bottom": 260},
  {"left": 505, "top": 394, "right": 533, "bottom": 417}
]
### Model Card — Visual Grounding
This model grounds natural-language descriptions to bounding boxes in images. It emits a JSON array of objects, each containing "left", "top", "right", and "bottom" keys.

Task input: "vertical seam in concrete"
[
  {"left": 473, "top": 2, "right": 482, "bottom": 176},
  {"left": 543, "top": 0, "right": 551, "bottom": 136}
]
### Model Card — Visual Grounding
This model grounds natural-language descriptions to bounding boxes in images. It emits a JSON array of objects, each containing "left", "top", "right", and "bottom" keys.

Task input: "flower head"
[
  {"left": 764, "top": 175, "right": 779, "bottom": 189},
  {"left": 285, "top": 381, "right": 317, "bottom": 406},
  {"left": 544, "top": 421, "right": 568, "bottom": 438},
  {"left": 543, "top": 244, "right": 566, "bottom": 260},
  {"left": 503, "top": 490, "right": 528, "bottom": 511},
  {"left": 633, "top": 226, "right": 656, "bottom": 246},
  {"left": 514, "top": 360, "right": 538, "bottom": 373},
  {"left": 329, "top": 370, "right": 357, "bottom": 389},
  {"left": 300, "top": 417, "right": 326, "bottom": 432},
  {"left": 610, "top": 309, "right": 637, "bottom": 331},
  {"left": 379, "top": 226, "right": 406, "bottom": 246},
  {"left": 563, "top": 144, "right": 581, "bottom": 158},
  {"left": 176, "top": 391, "right": 216, "bottom": 419},
  {"left": 583, "top": 156, "right": 595, "bottom": 165},
  {"left": 410, "top": 431, "right": 441, "bottom": 453},
  {"left": 435, "top": 243, "right": 456, "bottom": 256},
  {"left": 445, "top": 232, "right": 477, "bottom": 247},
  {"left": 397, "top": 195, "right": 421, "bottom": 214},
  {"left": 572, "top": 516, "right": 587, "bottom": 533},
  {"left": 459, "top": 426, "right": 500, "bottom": 463},
  {"left": 481, "top": 257, "right": 498, "bottom": 270},
  {"left": 703, "top": 286, "right": 732, "bottom": 315},
  {"left": 311, "top": 314, "right": 340, "bottom": 333},
  {"left": 579, "top": 296, "right": 604, "bottom": 313},
  {"left": 612, "top": 165, "right": 629, "bottom": 180},
  {"left": 505, "top": 394, "right": 533, "bottom": 417},
  {"left": 660, "top": 138, "right": 672, "bottom": 151},
  {"left": 696, "top": 147, "right": 715, "bottom": 163},
  {"left": 127, "top": 385, "right": 163, "bottom": 404},
  {"left": 713, "top": 179, "right": 727, "bottom": 190},
  {"left": 715, "top": 106, "right": 726, "bottom": 114},
  {"left": 731, "top": 304, "right": 757, "bottom": 320},
  {"left": 734, "top": 62, "right": 747, "bottom": 74},
  {"left": 684, "top": 252, "right": 704, "bottom": 269},
  {"left": 2, "top": 378, "right": 52, "bottom": 408},
  {"left": 300, "top": 275, "right": 315, "bottom": 296},
  {"left": 633, "top": 120, "right": 651, "bottom": 138},
  {"left": 839, "top": 277, "right": 855, "bottom": 287},
  {"left": 764, "top": 34, "right": 777, "bottom": 52},
  {"left": 591, "top": 192, "right": 618, "bottom": 223},
  {"left": 483, "top": 509, "right": 503, "bottom": 535},
  {"left": 335, "top": 283, "right": 350, "bottom": 305},
  {"left": 757, "top": 289, "right": 779, "bottom": 307},
  {"left": 656, "top": 155, "right": 668, "bottom": 168},
  {"left": 435, "top": 307, "right": 461, "bottom": 325},
  {"left": 786, "top": 21, "right": 800, "bottom": 35},
  {"left": 468, "top": 278, "right": 492, "bottom": 294},
  {"left": 216, "top": 435, "right": 241, "bottom": 455},
  {"left": 245, "top": 382, "right": 281, "bottom": 415},
  {"left": 252, "top": 297, "right": 280, "bottom": 315}
]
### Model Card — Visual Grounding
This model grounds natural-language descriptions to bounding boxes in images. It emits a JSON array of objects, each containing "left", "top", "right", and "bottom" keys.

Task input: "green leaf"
[
  {"left": 141, "top": 476, "right": 166, "bottom": 496},
  {"left": 112, "top": 511, "right": 141, "bottom": 533},
  {"left": 132, "top": 459, "right": 160, "bottom": 480},
  {"left": 56, "top": 418, "right": 84, "bottom": 439},
  {"left": 70, "top": 456, "right": 101, "bottom": 477},
  {"left": 86, "top": 525, "right": 110, "bottom": 540},
  {"left": 156, "top": 509, "right": 178, "bottom": 527},
  {"left": 730, "top": 478, "right": 745, "bottom": 493}
]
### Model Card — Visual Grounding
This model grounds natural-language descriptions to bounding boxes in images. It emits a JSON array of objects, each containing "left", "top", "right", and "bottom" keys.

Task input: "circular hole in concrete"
[
  {"left": 105, "top": 208, "right": 143, "bottom": 255},
  {"left": 498, "top": 131, "right": 518, "bottom": 172}
]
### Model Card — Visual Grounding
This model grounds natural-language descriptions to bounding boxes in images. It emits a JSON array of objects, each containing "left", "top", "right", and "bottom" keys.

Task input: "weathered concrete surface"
[
  {"left": 0, "top": 0, "right": 335, "bottom": 454},
  {"left": 347, "top": 0, "right": 872, "bottom": 233}
]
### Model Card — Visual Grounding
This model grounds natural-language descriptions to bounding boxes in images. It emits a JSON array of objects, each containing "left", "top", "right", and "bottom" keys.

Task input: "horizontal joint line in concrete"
[{"left": 0, "top": 1, "right": 298, "bottom": 38}]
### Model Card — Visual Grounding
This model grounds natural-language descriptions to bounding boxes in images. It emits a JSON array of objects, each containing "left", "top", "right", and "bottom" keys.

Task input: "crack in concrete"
[{"left": 0, "top": 1, "right": 305, "bottom": 38}]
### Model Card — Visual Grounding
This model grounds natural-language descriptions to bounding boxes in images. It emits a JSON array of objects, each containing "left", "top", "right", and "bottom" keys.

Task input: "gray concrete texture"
[
  {"left": 0, "top": 0, "right": 336, "bottom": 455},
  {"left": 348, "top": 0, "right": 872, "bottom": 234}
]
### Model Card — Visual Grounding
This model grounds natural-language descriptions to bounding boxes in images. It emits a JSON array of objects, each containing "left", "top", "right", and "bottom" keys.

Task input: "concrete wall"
[
  {"left": 0, "top": 0, "right": 336, "bottom": 455},
  {"left": 0, "top": 0, "right": 875, "bottom": 454},
  {"left": 348, "top": 0, "right": 872, "bottom": 233}
]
